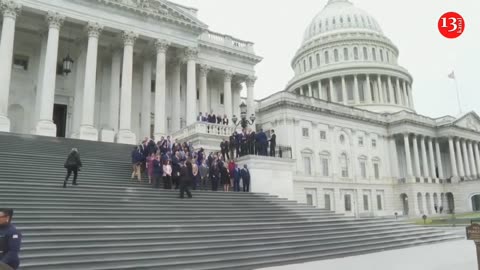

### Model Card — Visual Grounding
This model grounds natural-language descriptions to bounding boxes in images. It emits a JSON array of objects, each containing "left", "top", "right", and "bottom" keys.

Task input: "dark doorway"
[
  {"left": 53, "top": 104, "right": 67, "bottom": 137},
  {"left": 400, "top": 193, "right": 409, "bottom": 215},
  {"left": 472, "top": 195, "right": 480, "bottom": 212},
  {"left": 446, "top": 192, "right": 455, "bottom": 214}
]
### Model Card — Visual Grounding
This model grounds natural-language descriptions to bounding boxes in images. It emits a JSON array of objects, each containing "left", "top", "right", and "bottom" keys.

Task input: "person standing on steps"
[
  {"left": 163, "top": 160, "right": 172, "bottom": 190},
  {"left": 241, "top": 164, "right": 251, "bottom": 192},
  {"left": 269, "top": 129, "right": 276, "bottom": 157},
  {"left": 0, "top": 209, "right": 22, "bottom": 270},
  {"left": 233, "top": 165, "right": 242, "bottom": 192},
  {"left": 152, "top": 154, "right": 163, "bottom": 189},
  {"left": 63, "top": 148, "right": 82, "bottom": 188},
  {"left": 179, "top": 160, "right": 193, "bottom": 199}
]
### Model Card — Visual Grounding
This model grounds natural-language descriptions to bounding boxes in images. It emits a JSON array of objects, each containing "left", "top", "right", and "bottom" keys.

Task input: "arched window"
[
  {"left": 343, "top": 48, "right": 349, "bottom": 61},
  {"left": 316, "top": 53, "right": 320, "bottom": 66},
  {"left": 303, "top": 59, "right": 306, "bottom": 72},
  {"left": 339, "top": 134, "right": 346, "bottom": 144},
  {"left": 309, "top": 56, "right": 313, "bottom": 70},
  {"left": 340, "top": 17, "right": 344, "bottom": 24},
  {"left": 380, "top": 49, "right": 384, "bottom": 62},
  {"left": 325, "top": 51, "right": 330, "bottom": 64},
  {"left": 353, "top": 47, "right": 359, "bottom": 60},
  {"left": 325, "top": 19, "right": 329, "bottom": 29},
  {"left": 372, "top": 48, "right": 377, "bottom": 61},
  {"left": 334, "top": 49, "right": 339, "bottom": 62},
  {"left": 361, "top": 16, "right": 365, "bottom": 26},
  {"left": 332, "top": 17, "right": 336, "bottom": 25},
  {"left": 347, "top": 16, "right": 351, "bottom": 23},
  {"left": 319, "top": 22, "right": 322, "bottom": 31},
  {"left": 386, "top": 51, "right": 390, "bottom": 63},
  {"left": 354, "top": 15, "right": 358, "bottom": 24},
  {"left": 340, "top": 153, "right": 349, "bottom": 177},
  {"left": 363, "top": 47, "right": 368, "bottom": 60}
]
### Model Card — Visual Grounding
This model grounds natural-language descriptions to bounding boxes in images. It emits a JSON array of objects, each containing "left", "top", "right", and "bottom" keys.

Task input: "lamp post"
[{"left": 232, "top": 102, "right": 255, "bottom": 129}]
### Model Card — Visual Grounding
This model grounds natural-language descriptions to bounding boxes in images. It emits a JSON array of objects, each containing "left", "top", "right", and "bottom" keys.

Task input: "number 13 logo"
[{"left": 438, "top": 12, "right": 465, "bottom": 39}]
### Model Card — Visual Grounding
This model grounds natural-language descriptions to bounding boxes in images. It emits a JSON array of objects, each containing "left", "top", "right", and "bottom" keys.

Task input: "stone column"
[
  {"left": 402, "top": 81, "right": 409, "bottom": 107},
  {"left": 377, "top": 76, "right": 383, "bottom": 103},
  {"left": 474, "top": 142, "right": 480, "bottom": 179},
  {"left": 101, "top": 48, "right": 121, "bottom": 142},
  {"left": 223, "top": 71, "right": 233, "bottom": 119},
  {"left": 299, "top": 87, "right": 304, "bottom": 96},
  {"left": 412, "top": 135, "right": 421, "bottom": 179},
  {"left": 232, "top": 82, "right": 241, "bottom": 119},
  {"left": 462, "top": 140, "right": 471, "bottom": 178},
  {"left": 117, "top": 31, "right": 138, "bottom": 145},
  {"left": 365, "top": 75, "right": 372, "bottom": 103},
  {"left": 318, "top": 80, "right": 323, "bottom": 99},
  {"left": 140, "top": 54, "right": 153, "bottom": 139},
  {"left": 33, "top": 33, "right": 48, "bottom": 132},
  {"left": 199, "top": 65, "right": 210, "bottom": 117},
  {"left": 329, "top": 78, "right": 335, "bottom": 102},
  {"left": 468, "top": 141, "right": 477, "bottom": 178},
  {"left": 388, "top": 76, "right": 395, "bottom": 104},
  {"left": 404, "top": 133, "right": 413, "bottom": 180},
  {"left": 0, "top": 1, "right": 21, "bottom": 132},
  {"left": 79, "top": 22, "right": 103, "bottom": 141},
  {"left": 341, "top": 76, "right": 347, "bottom": 105},
  {"left": 185, "top": 48, "right": 197, "bottom": 126},
  {"left": 246, "top": 76, "right": 256, "bottom": 119},
  {"left": 435, "top": 139, "right": 445, "bottom": 179},
  {"left": 171, "top": 59, "right": 181, "bottom": 132},
  {"left": 71, "top": 44, "right": 87, "bottom": 138},
  {"left": 389, "top": 136, "right": 399, "bottom": 179},
  {"left": 455, "top": 138, "right": 465, "bottom": 178},
  {"left": 407, "top": 84, "right": 414, "bottom": 110},
  {"left": 154, "top": 40, "right": 169, "bottom": 138},
  {"left": 395, "top": 78, "right": 402, "bottom": 106},
  {"left": 35, "top": 12, "right": 65, "bottom": 137},
  {"left": 353, "top": 75, "right": 360, "bottom": 104},
  {"left": 420, "top": 136, "right": 430, "bottom": 180},
  {"left": 308, "top": 83, "right": 313, "bottom": 97},
  {"left": 448, "top": 137, "right": 458, "bottom": 179},
  {"left": 428, "top": 137, "right": 436, "bottom": 180}
]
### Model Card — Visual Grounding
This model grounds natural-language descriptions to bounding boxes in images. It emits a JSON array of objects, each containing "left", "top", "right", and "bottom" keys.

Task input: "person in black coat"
[
  {"left": 0, "top": 209, "right": 21, "bottom": 270},
  {"left": 179, "top": 160, "right": 193, "bottom": 199},
  {"left": 152, "top": 155, "right": 163, "bottom": 189},
  {"left": 209, "top": 162, "right": 219, "bottom": 191},
  {"left": 248, "top": 130, "right": 256, "bottom": 155},
  {"left": 241, "top": 164, "right": 251, "bottom": 192},
  {"left": 269, "top": 130, "right": 276, "bottom": 157},
  {"left": 171, "top": 152, "right": 181, "bottom": 189},
  {"left": 63, "top": 148, "right": 83, "bottom": 188},
  {"left": 220, "top": 163, "right": 230, "bottom": 192}
]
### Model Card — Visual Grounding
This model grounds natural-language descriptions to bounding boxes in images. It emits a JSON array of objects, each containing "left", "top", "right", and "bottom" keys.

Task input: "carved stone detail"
[
  {"left": 46, "top": 11, "right": 65, "bottom": 30},
  {"left": 86, "top": 22, "right": 103, "bottom": 38},
  {"left": 0, "top": 0, "right": 21, "bottom": 19},
  {"left": 184, "top": 47, "right": 198, "bottom": 61},
  {"left": 154, "top": 39, "right": 169, "bottom": 54},
  {"left": 224, "top": 70, "right": 234, "bottom": 82},
  {"left": 246, "top": 76, "right": 257, "bottom": 87},
  {"left": 199, "top": 65, "right": 210, "bottom": 77},
  {"left": 122, "top": 31, "right": 138, "bottom": 46}
]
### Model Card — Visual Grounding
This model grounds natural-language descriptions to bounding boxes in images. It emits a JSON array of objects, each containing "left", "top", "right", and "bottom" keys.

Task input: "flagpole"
[{"left": 454, "top": 77, "right": 462, "bottom": 115}]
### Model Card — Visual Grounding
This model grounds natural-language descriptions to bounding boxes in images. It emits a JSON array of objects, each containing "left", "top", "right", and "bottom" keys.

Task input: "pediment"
[
  {"left": 454, "top": 112, "right": 480, "bottom": 132},
  {"left": 96, "top": 0, "right": 208, "bottom": 31}
]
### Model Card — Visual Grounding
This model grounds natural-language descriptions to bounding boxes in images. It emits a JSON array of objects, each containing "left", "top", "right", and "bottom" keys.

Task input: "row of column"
[
  {"left": 0, "top": 5, "right": 257, "bottom": 143},
  {"left": 447, "top": 137, "right": 480, "bottom": 180},
  {"left": 401, "top": 133, "right": 480, "bottom": 182},
  {"left": 295, "top": 74, "right": 413, "bottom": 109},
  {"left": 402, "top": 134, "right": 444, "bottom": 182}
]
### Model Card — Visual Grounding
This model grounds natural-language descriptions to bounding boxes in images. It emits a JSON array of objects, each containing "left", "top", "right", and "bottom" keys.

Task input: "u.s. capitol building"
[{"left": 0, "top": 0, "right": 479, "bottom": 216}]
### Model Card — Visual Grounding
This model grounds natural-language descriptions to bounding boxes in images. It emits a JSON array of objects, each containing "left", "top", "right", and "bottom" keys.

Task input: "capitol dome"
[{"left": 287, "top": 0, "right": 415, "bottom": 114}]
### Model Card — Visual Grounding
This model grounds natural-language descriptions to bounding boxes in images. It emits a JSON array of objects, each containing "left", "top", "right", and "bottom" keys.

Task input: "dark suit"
[
  {"left": 179, "top": 162, "right": 193, "bottom": 198},
  {"left": 233, "top": 168, "right": 241, "bottom": 192},
  {"left": 269, "top": 133, "right": 276, "bottom": 157},
  {"left": 241, "top": 168, "right": 251, "bottom": 192}
]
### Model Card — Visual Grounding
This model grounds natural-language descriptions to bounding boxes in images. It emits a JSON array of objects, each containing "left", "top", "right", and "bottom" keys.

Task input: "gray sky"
[{"left": 174, "top": 0, "right": 480, "bottom": 118}]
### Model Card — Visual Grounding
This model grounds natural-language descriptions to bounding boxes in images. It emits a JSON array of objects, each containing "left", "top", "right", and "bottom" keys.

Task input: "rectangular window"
[
  {"left": 372, "top": 48, "right": 377, "bottom": 61},
  {"left": 324, "top": 194, "right": 331, "bottom": 210},
  {"left": 377, "top": 194, "right": 383, "bottom": 210},
  {"left": 13, "top": 55, "right": 29, "bottom": 70},
  {"left": 302, "top": 128, "right": 309, "bottom": 137},
  {"left": 220, "top": 93, "right": 224, "bottom": 105},
  {"left": 322, "top": 158, "right": 329, "bottom": 177},
  {"left": 303, "top": 156, "right": 312, "bottom": 175},
  {"left": 374, "top": 163, "right": 380, "bottom": 180},
  {"left": 372, "top": 139, "right": 377, "bottom": 147},
  {"left": 344, "top": 194, "right": 352, "bottom": 211},
  {"left": 320, "top": 131, "right": 327, "bottom": 140},
  {"left": 360, "top": 161, "right": 367, "bottom": 178},
  {"left": 306, "top": 194, "right": 313, "bottom": 206},
  {"left": 358, "top": 137, "right": 364, "bottom": 146},
  {"left": 363, "top": 194, "right": 369, "bottom": 211}
]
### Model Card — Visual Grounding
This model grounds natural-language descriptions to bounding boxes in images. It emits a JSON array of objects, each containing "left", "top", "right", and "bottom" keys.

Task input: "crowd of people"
[
  {"left": 131, "top": 136, "right": 251, "bottom": 197},
  {"left": 197, "top": 112, "right": 230, "bottom": 125},
  {"left": 220, "top": 129, "right": 277, "bottom": 159}
]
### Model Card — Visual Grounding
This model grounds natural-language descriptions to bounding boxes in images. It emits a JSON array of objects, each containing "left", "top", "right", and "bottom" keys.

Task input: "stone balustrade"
[
  {"left": 200, "top": 30, "right": 255, "bottom": 53},
  {"left": 172, "top": 122, "right": 237, "bottom": 141}
]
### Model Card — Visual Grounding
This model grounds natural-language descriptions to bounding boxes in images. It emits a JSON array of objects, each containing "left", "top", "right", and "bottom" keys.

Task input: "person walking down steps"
[{"left": 63, "top": 148, "right": 83, "bottom": 188}]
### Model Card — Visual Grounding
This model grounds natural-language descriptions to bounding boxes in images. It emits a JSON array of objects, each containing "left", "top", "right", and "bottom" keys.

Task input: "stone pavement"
[{"left": 258, "top": 240, "right": 476, "bottom": 270}]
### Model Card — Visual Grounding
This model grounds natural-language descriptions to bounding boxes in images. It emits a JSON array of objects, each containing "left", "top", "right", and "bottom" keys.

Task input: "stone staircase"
[{"left": 0, "top": 132, "right": 463, "bottom": 270}]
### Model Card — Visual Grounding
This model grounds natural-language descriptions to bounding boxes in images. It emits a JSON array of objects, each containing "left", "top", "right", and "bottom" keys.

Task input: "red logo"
[{"left": 438, "top": 12, "right": 465, "bottom": 39}]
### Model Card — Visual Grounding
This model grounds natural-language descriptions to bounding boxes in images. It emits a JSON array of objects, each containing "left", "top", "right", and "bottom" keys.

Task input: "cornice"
[
  {"left": 94, "top": 0, "right": 207, "bottom": 33},
  {"left": 198, "top": 41, "right": 263, "bottom": 64}
]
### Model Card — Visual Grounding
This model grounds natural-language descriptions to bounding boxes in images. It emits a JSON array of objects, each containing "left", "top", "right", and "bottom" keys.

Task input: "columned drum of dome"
[{"left": 286, "top": 0, "right": 414, "bottom": 113}]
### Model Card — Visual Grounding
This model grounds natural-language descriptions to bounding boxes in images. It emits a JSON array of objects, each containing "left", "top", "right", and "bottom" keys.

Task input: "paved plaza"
[{"left": 259, "top": 239, "right": 476, "bottom": 270}]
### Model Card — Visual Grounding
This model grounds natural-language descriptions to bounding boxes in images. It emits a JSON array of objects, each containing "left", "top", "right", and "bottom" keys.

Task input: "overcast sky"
[{"left": 174, "top": 0, "right": 480, "bottom": 119}]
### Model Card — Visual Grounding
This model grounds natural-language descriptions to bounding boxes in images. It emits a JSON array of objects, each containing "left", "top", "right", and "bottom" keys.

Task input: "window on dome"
[
  {"left": 309, "top": 57, "right": 313, "bottom": 70},
  {"left": 325, "top": 51, "right": 329, "bottom": 64},
  {"left": 354, "top": 47, "right": 359, "bottom": 60},
  {"left": 386, "top": 51, "right": 390, "bottom": 62},
  {"left": 303, "top": 60, "right": 306, "bottom": 72},
  {"left": 316, "top": 53, "right": 320, "bottom": 67},
  {"left": 334, "top": 49, "right": 339, "bottom": 62},
  {"left": 372, "top": 48, "right": 377, "bottom": 61},
  {"left": 361, "top": 16, "right": 365, "bottom": 26},
  {"left": 319, "top": 22, "right": 322, "bottom": 30},
  {"left": 347, "top": 16, "right": 351, "bottom": 23},
  {"left": 363, "top": 47, "right": 368, "bottom": 60},
  {"left": 340, "top": 17, "right": 344, "bottom": 24},
  {"left": 340, "top": 153, "right": 349, "bottom": 177},
  {"left": 332, "top": 18, "right": 336, "bottom": 25},
  {"left": 380, "top": 49, "right": 384, "bottom": 62},
  {"left": 367, "top": 17, "right": 371, "bottom": 26},
  {"left": 343, "top": 48, "right": 349, "bottom": 61},
  {"left": 354, "top": 15, "right": 358, "bottom": 23},
  {"left": 325, "top": 19, "right": 329, "bottom": 30}
]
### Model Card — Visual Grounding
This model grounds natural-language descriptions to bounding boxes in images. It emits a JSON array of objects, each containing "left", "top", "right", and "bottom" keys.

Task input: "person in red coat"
[{"left": 228, "top": 159, "right": 235, "bottom": 187}]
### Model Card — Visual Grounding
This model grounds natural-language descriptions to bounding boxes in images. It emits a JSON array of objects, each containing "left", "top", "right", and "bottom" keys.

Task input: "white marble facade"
[
  {"left": 0, "top": 0, "right": 260, "bottom": 144},
  {"left": 1, "top": 0, "right": 480, "bottom": 216}
]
